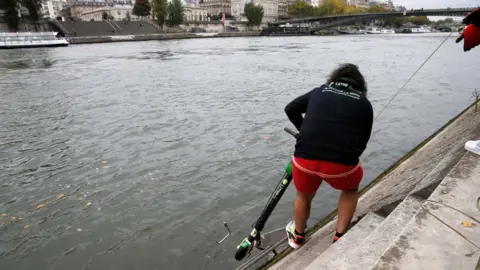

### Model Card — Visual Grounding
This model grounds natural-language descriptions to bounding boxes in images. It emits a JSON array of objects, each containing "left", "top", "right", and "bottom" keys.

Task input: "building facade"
[
  {"left": 230, "top": 0, "right": 245, "bottom": 20},
  {"left": 277, "top": 0, "right": 287, "bottom": 18},
  {"left": 63, "top": 1, "right": 148, "bottom": 21},
  {"left": 184, "top": 5, "right": 209, "bottom": 21},
  {"left": 369, "top": 0, "right": 393, "bottom": 9},
  {"left": 199, "top": 0, "right": 231, "bottom": 17},
  {"left": 41, "top": 0, "right": 66, "bottom": 19},
  {"left": 254, "top": 0, "right": 278, "bottom": 22},
  {"left": 230, "top": 0, "right": 280, "bottom": 22},
  {"left": 356, "top": 0, "right": 370, "bottom": 8}
]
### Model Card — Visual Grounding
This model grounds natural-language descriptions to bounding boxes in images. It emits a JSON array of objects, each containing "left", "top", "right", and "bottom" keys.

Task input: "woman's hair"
[{"left": 327, "top": 63, "right": 367, "bottom": 94}]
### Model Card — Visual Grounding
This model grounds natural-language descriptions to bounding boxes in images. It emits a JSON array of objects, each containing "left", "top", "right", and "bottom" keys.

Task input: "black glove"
[{"left": 462, "top": 8, "right": 480, "bottom": 27}]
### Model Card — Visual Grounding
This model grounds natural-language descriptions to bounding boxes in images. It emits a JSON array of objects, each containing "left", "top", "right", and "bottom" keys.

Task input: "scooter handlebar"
[{"left": 284, "top": 127, "right": 299, "bottom": 138}]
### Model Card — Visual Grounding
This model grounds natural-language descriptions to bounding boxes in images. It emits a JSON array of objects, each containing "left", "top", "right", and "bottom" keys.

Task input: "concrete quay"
[
  {"left": 253, "top": 100, "right": 480, "bottom": 270},
  {"left": 69, "top": 32, "right": 261, "bottom": 45}
]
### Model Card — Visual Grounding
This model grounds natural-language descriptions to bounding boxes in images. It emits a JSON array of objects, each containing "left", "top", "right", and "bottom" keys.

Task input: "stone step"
[
  {"left": 303, "top": 212, "right": 385, "bottom": 270},
  {"left": 371, "top": 205, "right": 479, "bottom": 270},
  {"left": 267, "top": 219, "right": 338, "bottom": 270},
  {"left": 371, "top": 152, "right": 480, "bottom": 270},
  {"left": 318, "top": 195, "right": 425, "bottom": 270}
]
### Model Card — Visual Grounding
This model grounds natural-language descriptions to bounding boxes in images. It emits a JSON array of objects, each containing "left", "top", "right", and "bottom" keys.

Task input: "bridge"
[
  {"left": 270, "top": 8, "right": 475, "bottom": 26},
  {"left": 265, "top": 7, "right": 476, "bottom": 34}
]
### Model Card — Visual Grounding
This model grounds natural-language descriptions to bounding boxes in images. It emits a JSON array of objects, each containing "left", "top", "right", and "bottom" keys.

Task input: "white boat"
[
  {"left": 411, "top": 26, "right": 432, "bottom": 33},
  {"left": 0, "top": 32, "right": 69, "bottom": 49},
  {"left": 367, "top": 28, "right": 395, "bottom": 34},
  {"left": 194, "top": 33, "right": 218, "bottom": 37},
  {"left": 381, "top": 29, "right": 395, "bottom": 34},
  {"left": 366, "top": 28, "right": 382, "bottom": 34}
]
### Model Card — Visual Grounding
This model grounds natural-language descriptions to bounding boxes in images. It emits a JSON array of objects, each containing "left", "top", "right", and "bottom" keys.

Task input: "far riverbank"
[
  {"left": 69, "top": 32, "right": 262, "bottom": 44},
  {"left": 68, "top": 30, "right": 343, "bottom": 45}
]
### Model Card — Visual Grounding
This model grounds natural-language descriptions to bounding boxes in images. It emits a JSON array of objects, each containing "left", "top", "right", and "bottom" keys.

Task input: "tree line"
[
  {"left": 116, "top": 0, "right": 185, "bottom": 28},
  {"left": 0, "top": 0, "right": 186, "bottom": 31},
  {"left": 287, "top": 0, "right": 436, "bottom": 27},
  {"left": 1, "top": 0, "right": 446, "bottom": 31},
  {"left": 287, "top": 0, "right": 392, "bottom": 17}
]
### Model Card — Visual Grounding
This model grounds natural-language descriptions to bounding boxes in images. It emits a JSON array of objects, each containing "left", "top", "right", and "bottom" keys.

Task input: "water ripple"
[{"left": 0, "top": 34, "right": 479, "bottom": 270}]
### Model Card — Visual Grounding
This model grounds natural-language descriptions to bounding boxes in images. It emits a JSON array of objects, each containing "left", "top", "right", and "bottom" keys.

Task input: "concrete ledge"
[
  {"left": 303, "top": 212, "right": 385, "bottom": 270},
  {"left": 372, "top": 207, "right": 479, "bottom": 270},
  {"left": 372, "top": 152, "right": 480, "bottom": 270},
  {"left": 331, "top": 195, "right": 425, "bottom": 270},
  {"left": 262, "top": 101, "right": 480, "bottom": 270},
  {"left": 427, "top": 152, "right": 480, "bottom": 219},
  {"left": 69, "top": 32, "right": 261, "bottom": 44},
  {"left": 425, "top": 151, "right": 480, "bottom": 246}
]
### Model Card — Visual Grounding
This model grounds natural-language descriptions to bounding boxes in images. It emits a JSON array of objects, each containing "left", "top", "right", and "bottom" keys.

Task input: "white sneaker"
[
  {"left": 285, "top": 221, "right": 305, "bottom": 249},
  {"left": 465, "top": 140, "right": 480, "bottom": 155}
]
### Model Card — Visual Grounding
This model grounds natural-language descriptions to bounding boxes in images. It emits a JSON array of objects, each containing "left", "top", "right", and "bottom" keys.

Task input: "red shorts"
[{"left": 292, "top": 156, "right": 363, "bottom": 193}]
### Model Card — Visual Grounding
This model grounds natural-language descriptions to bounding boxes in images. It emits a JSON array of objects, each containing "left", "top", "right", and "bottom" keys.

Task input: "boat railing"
[
  {"left": 1, "top": 32, "right": 67, "bottom": 43},
  {"left": 104, "top": 20, "right": 116, "bottom": 32}
]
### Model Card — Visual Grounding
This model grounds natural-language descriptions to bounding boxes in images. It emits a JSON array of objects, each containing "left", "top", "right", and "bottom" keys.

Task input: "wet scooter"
[{"left": 216, "top": 127, "right": 298, "bottom": 261}]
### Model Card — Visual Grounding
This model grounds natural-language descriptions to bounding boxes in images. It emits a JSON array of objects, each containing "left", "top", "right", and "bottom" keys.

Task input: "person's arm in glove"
[{"left": 456, "top": 8, "right": 480, "bottom": 52}]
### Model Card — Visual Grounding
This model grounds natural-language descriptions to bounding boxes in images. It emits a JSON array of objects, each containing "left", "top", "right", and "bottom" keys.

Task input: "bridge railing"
[{"left": 270, "top": 7, "right": 477, "bottom": 26}]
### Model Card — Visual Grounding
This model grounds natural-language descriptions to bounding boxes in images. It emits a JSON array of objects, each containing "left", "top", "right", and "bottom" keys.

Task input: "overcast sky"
[{"left": 394, "top": 0, "right": 478, "bottom": 9}]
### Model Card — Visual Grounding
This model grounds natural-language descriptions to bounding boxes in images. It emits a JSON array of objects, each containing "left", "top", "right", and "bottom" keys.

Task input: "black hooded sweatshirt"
[{"left": 284, "top": 81, "right": 373, "bottom": 166}]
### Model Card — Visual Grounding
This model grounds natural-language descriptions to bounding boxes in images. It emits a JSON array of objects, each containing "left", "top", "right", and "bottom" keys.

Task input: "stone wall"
[
  {"left": 69, "top": 31, "right": 260, "bottom": 44},
  {"left": 56, "top": 20, "right": 266, "bottom": 36},
  {"left": 57, "top": 21, "right": 161, "bottom": 37},
  {"left": 180, "top": 21, "right": 267, "bottom": 32},
  {"left": 0, "top": 20, "right": 263, "bottom": 38},
  {"left": 0, "top": 21, "right": 52, "bottom": 32}
]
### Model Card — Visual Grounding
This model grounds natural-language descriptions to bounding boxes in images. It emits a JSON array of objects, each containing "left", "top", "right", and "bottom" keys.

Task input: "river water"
[{"left": 0, "top": 34, "right": 479, "bottom": 270}]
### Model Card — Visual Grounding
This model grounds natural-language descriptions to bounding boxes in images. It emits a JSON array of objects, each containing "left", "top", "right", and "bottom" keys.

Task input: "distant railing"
[
  {"left": 104, "top": 20, "right": 117, "bottom": 32},
  {"left": 145, "top": 19, "right": 162, "bottom": 30},
  {"left": 48, "top": 19, "right": 70, "bottom": 34},
  {"left": 109, "top": 20, "right": 122, "bottom": 30}
]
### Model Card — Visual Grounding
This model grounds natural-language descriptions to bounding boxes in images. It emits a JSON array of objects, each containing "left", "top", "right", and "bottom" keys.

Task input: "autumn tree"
[
  {"left": 1, "top": 0, "right": 43, "bottom": 31},
  {"left": 288, "top": 0, "right": 361, "bottom": 17},
  {"left": 344, "top": 5, "right": 364, "bottom": 14},
  {"left": 152, "top": 0, "right": 167, "bottom": 28},
  {"left": 166, "top": 0, "right": 184, "bottom": 26},
  {"left": 244, "top": 2, "right": 264, "bottom": 26},
  {"left": 2, "top": 0, "right": 20, "bottom": 31},
  {"left": 408, "top": 16, "right": 431, "bottom": 25},
  {"left": 367, "top": 5, "right": 391, "bottom": 13},
  {"left": 444, "top": 17, "right": 454, "bottom": 23},
  {"left": 288, "top": 0, "right": 314, "bottom": 17},
  {"left": 320, "top": 0, "right": 346, "bottom": 15},
  {"left": 392, "top": 17, "right": 405, "bottom": 28},
  {"left": 132, "top": 0, "right": 151, "bottom": 18},
  {"left": 23, "top": 0, "right": 42, "bottom": 30}
]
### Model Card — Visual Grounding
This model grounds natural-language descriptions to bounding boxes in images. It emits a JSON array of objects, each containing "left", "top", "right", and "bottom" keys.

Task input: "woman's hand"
[{"left": 456, "top": 8, "right": 480, "bottom": 52}]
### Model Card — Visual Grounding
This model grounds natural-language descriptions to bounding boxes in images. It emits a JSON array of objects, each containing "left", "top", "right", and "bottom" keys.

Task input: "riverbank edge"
[
  {"left": 69, "top": 32, "right": 261, "bottom": 44},
  {"left": 256, "top": 99, "right": 480, "bottom": 270}
]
